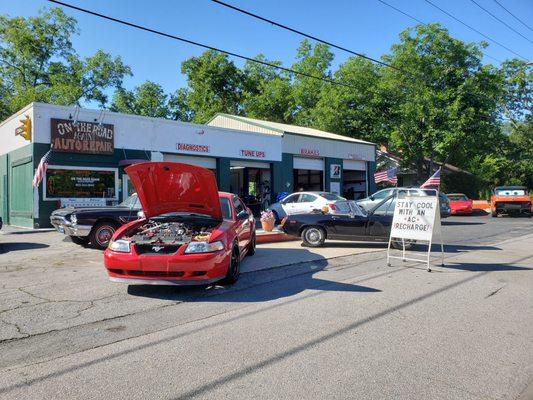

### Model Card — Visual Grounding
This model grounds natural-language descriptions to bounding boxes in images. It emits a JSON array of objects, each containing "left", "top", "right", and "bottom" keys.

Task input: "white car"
[{"left": 269, "top": 192, "right": 346, "bottom": 222}]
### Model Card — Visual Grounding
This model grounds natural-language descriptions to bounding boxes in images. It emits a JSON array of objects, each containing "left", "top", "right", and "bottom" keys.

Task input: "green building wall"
[{"left": 272, "top": 153, "right": 293, "bottom": 200}]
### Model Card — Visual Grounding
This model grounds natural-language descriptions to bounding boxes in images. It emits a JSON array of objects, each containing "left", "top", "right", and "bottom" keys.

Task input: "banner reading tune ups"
[{"left": 51, "top": 118, "right": 114, "bottom": 155}]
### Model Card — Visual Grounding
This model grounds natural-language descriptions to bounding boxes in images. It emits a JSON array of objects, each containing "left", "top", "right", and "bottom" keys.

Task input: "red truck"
[{"left": 490, "top": 186, "right": 532, "bottom": 217}]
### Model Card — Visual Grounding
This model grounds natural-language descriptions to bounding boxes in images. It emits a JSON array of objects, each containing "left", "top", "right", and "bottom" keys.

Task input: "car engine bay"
[{"left": 126, "top": 221, "right": 213, "bottom": 246}]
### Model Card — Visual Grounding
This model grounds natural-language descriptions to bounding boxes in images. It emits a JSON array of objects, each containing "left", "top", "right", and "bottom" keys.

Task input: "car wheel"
[
  {"left": 391, "top": 239, "right": 415, "bottom": 250},
  {"left": 246, "top": 232, "right": 256, "bottom": 256},
  {"left": 302, "top": 226, "right": 325, "bottom": 247},
  {"left": 222, "top": 245, "right": 240, "bottom": 284},
  {"left": 90, "top": 222, "right": 118, "bottom": 250},
  {"left": 70, "top": 236, "right": 89, "bottom": 246}
]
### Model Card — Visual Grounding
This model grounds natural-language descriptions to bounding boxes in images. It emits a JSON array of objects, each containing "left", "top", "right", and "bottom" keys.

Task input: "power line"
[
  {"left": 211, "top": 0, "right": 419, "bottom": 80},
  {"left": 376, "top": 0, "right": 502, "bottom": 63},
  {"left": 469, "top": 0, "right": 533, "bottom": 45},
  {"left": 492, "top": 0, "right": 533, "bottom": 33},
  {"left": 424, "top": 0, "right": 528, "bottom": 60},
  {"left": 46, "top": 0, "right": 362, "bottom": 92}
]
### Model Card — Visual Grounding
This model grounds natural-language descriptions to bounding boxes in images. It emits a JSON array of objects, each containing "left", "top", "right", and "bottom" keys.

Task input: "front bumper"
[
  {"left": 50, "top": 215, "right": 91, "bottom": 237},
  {"left": 104, "top": 245, "right": 230, "bottom": 285}
]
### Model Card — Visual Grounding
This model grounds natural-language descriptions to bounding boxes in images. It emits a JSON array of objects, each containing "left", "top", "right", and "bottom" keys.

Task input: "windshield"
[
  {"left": 496, "top": 189, "right": 526, "bottom": 196},
  {"left": 119, "top": 194, "right": 141, "bottom": 209},
  {"left": 321, "top": 193, "right": 345, "bottom": 201},
  {"left": 448, "top": 194, "right": 468, "bottom": 201}
]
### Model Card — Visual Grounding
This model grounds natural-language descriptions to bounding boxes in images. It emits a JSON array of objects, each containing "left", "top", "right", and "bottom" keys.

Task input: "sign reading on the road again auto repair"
[
  {"left": 387, "top": 192, "right": 444, "bottom": 272},
  {"left": 390, "top": 197, "right": 438, "bottom": 241}
]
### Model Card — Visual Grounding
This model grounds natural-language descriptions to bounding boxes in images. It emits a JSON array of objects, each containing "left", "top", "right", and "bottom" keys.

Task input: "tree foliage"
[{"left": 0, "top": 8, "right": 131, "bottom": 120}]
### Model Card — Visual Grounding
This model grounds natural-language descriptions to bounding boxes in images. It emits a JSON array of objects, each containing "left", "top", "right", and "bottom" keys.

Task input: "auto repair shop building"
[{"left": 0, "top": 103, "right": 376, "bottom": 228}]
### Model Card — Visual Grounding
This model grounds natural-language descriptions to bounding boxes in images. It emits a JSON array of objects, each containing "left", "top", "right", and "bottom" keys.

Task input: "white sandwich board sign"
[{"left": 386, "top": 192, "right": 444, "bottom": 271}]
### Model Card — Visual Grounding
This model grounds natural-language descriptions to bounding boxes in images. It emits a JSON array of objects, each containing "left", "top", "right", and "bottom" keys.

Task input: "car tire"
[
  {"left": 246, "top": 232, "right": 256, "bottom": 256},
  {"left": 90, "top": 222, "right": 118, "bottom": 250},
  {"left": 391, "top": 239, "right": 415, "bottom": 250},
  {"left": 301, "top": 226, "right": 325, "bottom": 247},
  {"left": 222, "top": 245, "right": 240, "bottom": 284},
  {"left": 70, "top": 236, "right": 89, "bottom": 246}
]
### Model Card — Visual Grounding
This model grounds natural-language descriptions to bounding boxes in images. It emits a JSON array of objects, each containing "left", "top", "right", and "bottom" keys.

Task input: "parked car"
[
  {"left": 50, "top": 193, "right": 142, "bottom": 249},
  {"left": 104, "top": 162, "right": 256, "bottom": 286},
  {"left": 490, "top": 186, "right": 532, "bottom": 217},
  {"left": 356, "top": 188, "right": 451, "bottom": 218},
  {"left": 447, "top": 193, "right": 473, "bottom": 215},
  {"left": 281, "top": 197, "right": 413, "bottom": 248},
  {"left": 268, "top": 191, "right": 346, "bottom": 222}
]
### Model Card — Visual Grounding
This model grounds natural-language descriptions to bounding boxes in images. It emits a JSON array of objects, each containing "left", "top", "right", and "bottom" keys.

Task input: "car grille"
[
  {"left": 134, "top": 244, "right": 181, "bottom": 255},
  {"left": 108, "top": 269, "right": 185, "bottom": 278}
]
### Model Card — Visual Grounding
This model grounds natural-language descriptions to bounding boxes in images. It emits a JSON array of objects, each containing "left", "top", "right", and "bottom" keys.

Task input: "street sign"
[{"left": 386, "top": 191, "right": 444, "bottom": 271}]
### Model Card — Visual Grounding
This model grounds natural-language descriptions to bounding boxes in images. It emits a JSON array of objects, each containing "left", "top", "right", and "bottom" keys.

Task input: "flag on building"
[
  {"left": 420, "top": 167, "right": 441, "bottom": 188},
  {"left": 32, "top": 149, "right": 52, "bottom": 188},
  {"left": 374, "top": 167, "right": 398, "bottom": 184}
]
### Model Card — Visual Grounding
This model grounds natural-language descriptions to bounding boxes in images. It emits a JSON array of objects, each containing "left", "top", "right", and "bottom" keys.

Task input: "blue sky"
[{"left": 2, "top": 0, "right": 532, "bottom": 100}]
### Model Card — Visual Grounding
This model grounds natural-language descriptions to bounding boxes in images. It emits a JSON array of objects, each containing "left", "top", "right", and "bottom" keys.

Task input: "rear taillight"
[{"left": 328, "top": 204, "right": 337, "bottom": 211}]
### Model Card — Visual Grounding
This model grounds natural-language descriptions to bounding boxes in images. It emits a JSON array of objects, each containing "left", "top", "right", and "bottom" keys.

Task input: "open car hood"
[{"left": 125, "top": 162, "right": 222, "bottom": 220}]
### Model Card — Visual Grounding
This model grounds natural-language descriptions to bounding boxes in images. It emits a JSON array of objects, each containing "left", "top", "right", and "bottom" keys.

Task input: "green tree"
[
  {"left": 180, "top": 50, "right": 244, "bottom": 123},
  {"left": 241, "top": 54, "right": 293, "bottom": 123},
  {"left": 311, "top": 56, "right": 385, "bottom": 143},
  {"left": 379, "top": 24, "right": 503, "bottom": 182},
  {"left": 0, "top": 7, "right": 131, "bottom": 119},
  {"left": 290, "top": 40, "right": 334, "bottom": 126},
  {"left": 110, "top": 81, "right": 170, "bottom": 118}
]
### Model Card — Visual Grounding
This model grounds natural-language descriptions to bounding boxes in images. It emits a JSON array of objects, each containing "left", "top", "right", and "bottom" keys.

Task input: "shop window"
[{"left": 294, "top": 169, "right": 323, "bottom": 192}]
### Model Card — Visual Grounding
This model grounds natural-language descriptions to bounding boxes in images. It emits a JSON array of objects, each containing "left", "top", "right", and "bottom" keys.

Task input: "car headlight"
[
  {"left": 184, "top": 241, "right": 224, "bottom": 254},
  {"left": 70, "top": 214, "right": 77, "bottom": 224},
  {"left": 108, "top": 239, "right": 131, "bottom": 253}
]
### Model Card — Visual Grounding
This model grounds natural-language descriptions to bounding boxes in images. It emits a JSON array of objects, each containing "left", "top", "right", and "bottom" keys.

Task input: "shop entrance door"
[
  {"left": 343, "top": 160, "right": 367, "bottom": 200},
  {"left": 229, "top": 161, "right": 271, "bottom": 216}
]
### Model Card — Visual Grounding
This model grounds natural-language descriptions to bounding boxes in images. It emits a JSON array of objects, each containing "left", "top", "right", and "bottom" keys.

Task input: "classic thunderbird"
[
  {"left": 104, "top": 162, "right": 256, "bottom": 285},
  {"left": 282, "top": 197, "right": 411, "bottom": 248},
  {"left": 50, "top": 194, "right": 141, "bottom": 249},
  {"left": 490, "top": 186, "right": 531, "bottom": 217}
]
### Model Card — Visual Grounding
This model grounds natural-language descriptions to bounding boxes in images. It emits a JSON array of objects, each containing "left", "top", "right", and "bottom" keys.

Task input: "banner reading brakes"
[{"left": 390, "top": 197, "right": 438, "bottom": 241}]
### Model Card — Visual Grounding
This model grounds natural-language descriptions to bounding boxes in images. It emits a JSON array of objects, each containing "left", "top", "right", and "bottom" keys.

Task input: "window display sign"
[
  {"left": 51, "top": 119, "right": 114, "bottom": 155},
  {"left": 45, "top": 167, "right": 118, "bottom": 200}
]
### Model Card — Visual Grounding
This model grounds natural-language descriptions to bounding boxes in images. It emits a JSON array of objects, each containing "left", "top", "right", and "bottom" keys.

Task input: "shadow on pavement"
[
  {"left": 0, "top": 242, "right": 50, "bottom": 253},
  {"left": 442, "top": 221, "right": 485, "bottom": 226},
  {"left": 440, "top": 262, "right": 531, "bottom": 272}
]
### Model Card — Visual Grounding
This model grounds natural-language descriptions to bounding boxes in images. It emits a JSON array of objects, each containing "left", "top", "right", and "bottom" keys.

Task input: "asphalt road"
[{"left": 0, "top": 213, "right": 532, "bottom": 399}]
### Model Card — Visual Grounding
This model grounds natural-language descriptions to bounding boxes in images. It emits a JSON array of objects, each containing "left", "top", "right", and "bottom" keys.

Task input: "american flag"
[
  {"left": 32, "top": 149, "right": 52, "bottom": 188},
  {"left": 420, "top": 167, "right": 441, "bottom": 188},
  {"left": 374, "top": 167, "right": 398, "bottom": 184}
]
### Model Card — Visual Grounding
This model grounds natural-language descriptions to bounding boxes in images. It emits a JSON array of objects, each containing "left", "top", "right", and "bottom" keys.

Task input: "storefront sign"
[
  {"left": 330, "top": 164, "right": 341, "bottom": 179},
  {"left": 390, "top": 197, "right": 438, "bottom": 241},
  {"left": 60, "top": 198, "right": 107, "bottom": 208},
  {"left": 240, "top": 149, "right": 265, "bottom": 158},
  {"left": 176, "top": 143, "right": 210, "bottom": 153},
  {"left": 51, "top": 119, "right": 114, "bottom": 155},
  {"left": 45, "top": 167, "right": 117, "bottom": 200},
  {"left": 300, "top": 148, "right": 320, "bottom": 156}
]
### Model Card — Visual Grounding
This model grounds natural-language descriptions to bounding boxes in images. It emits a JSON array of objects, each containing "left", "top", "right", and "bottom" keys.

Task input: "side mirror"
[{"left": 369, "top": 195, "right": 375, "bottom": 201}]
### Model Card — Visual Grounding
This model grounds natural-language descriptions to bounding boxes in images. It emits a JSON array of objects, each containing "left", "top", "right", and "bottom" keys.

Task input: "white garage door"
[
  {"left": 163, "top": 154, "right": 216, "bottom": 169},
  {"left": 343, "top": 160, "right": 366, "bottom": 170},
  {"left": 293, "top": 157, "right": 324, "bottom": 171}
]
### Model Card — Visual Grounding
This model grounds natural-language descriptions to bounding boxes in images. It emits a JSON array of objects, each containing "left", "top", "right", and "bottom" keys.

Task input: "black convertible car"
[
  {"left": 281, "top": 197, "right": 411, "bottom": 248},
  {"left": 50, "top": 194, "right": 141, "bottom": 249}
]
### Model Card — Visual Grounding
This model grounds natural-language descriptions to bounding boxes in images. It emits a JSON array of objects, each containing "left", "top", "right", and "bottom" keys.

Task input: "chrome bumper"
[{"left": 50, "top": 216, "right": 91, "bottom": 237}]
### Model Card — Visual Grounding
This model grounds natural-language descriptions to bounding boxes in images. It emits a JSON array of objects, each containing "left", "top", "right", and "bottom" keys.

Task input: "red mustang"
[
  {"left": 446, "top": 193, "right": 473, "bottom": 215},
  {"left": 104, "top": 162, "right": 256, "bottom": 285}
]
